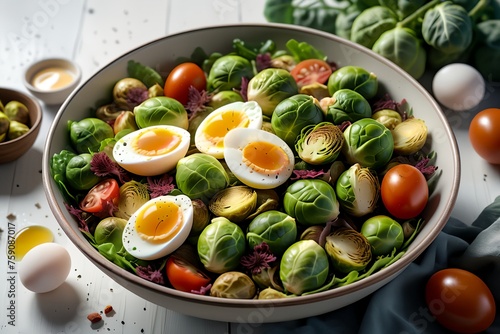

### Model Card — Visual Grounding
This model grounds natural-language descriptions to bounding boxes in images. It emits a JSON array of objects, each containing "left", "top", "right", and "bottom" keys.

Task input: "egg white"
[
  {"left": 224, "top": 128, "right": 295, "bottom": 189},
  {"left": 113, "top": 125, "right": 190, "bottom": 176},
  {"left": 195, "top": 101, "right": 263, "bottom": 159},
  {"left": 122, "top": 195, "right": 193, "bottom": 260}
]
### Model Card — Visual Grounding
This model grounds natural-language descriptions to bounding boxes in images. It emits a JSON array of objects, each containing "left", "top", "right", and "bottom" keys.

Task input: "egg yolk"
[
  {"left": 132, "top": 127, "right": 181, "bottom": 156},
  {"left": 242, "top": 141, "right": 289, "bottom": 174},
  {"left": 135, "top": 200, "right": 183, "bottom": 243},
  {"left": 203, "top": 110, "right": 249, "bottom": 147}
]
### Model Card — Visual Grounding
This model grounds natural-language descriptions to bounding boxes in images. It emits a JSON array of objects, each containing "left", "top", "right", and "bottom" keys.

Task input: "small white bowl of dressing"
[{"left": 23, "top": 58, "right": 81, "bottom": 105}]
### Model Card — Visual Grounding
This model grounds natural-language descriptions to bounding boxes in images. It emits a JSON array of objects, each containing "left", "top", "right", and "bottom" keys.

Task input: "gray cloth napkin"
[{"left": 258, "top": 196, "right": 500, "bottom": 333}]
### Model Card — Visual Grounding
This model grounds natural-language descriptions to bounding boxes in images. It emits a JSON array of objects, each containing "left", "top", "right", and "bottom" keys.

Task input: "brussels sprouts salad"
[{"left": 50, "top": 38, "right": 440, "bottom": 299}]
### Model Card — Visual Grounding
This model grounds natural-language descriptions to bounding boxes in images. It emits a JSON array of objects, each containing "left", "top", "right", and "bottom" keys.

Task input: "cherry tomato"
[
  {"left": 381, "top": 164, "right": 428, "bottom": 219},
  {"left": 426, "top": 268, "right": 496, "bottom": 333},
  {"left": 80, "top": 179, "right": 120, "bottom": 216},
  {"left": 164, "top": 62, "right": 206, "bottom": 105},
  {"left": 166, "top": 256, "right": 211, "bottom": 293},
  {"left": 469, "top": 108, "right": 500, "bottom": 164},
  {"left": 290, "top": 59, "right": 332, "bottom": 87}
]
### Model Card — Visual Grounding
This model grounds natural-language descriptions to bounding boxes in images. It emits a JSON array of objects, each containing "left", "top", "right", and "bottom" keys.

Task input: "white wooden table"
[{"left": 0, "top": 1, "right": 499, "bottom": 333}]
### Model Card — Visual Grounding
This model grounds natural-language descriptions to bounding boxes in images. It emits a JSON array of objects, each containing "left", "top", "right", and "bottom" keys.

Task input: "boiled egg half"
[
  {"left": 122, "top": 195, "right": 193, "bottom": 260},
  {"left": 224, "top": 128, "right": 295, "bottom": 189},
  {"left": 195, "top": 101, "right": 263, "bottom": 158},
  {"left": 113, "top": 125, "right": 190, "bottom": 176}
]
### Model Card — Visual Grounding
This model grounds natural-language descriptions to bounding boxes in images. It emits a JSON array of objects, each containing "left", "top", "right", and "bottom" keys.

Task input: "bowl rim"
[
  {"left": 42, "top": 22, "right": 461, "bottom": 309},
  {"left": 0, "top": 87, "right": 42, "bottom": 146},
  {"left": 23, "top": 57, "right": 82, "bottom": 94}
]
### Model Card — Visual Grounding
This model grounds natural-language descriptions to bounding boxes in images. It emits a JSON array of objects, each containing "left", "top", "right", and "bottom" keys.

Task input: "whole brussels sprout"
[
  {"left": 360, "top": 215, "right": 404, "bottom": 256},
  {"left": 336, "top": 163, "right": 380, "bottom": 217},
  {"left": 133, "top": 96, "right": 188, "bottom": 130},
  {"left": 65, "top": 153, "right": 101, "bottom": 191},
  {"left": 4, "top": 101, "right": 29, "bottom": 125},
  {"left": 175, "top": 153, "right": 229, "bottom": 204},
  {"left": 69, "top": 118, "right": 114, "bottom": 154},
  {"left": 323, "top": 89, "right": 372, "bottom": 125},
  {"left": 209, "top": 91, "right": 244, "bottom": 109},
  {"left": 247, "top": 210, "right": 297, "bottom": 256},
  {"left": 271, "top": 94, "right": 323, "bottom": 148},
  {"left": 210, "top": 271, "right": 256, "bottom": 299},
  {"left": 350, "top": 6, "right": 398, "bottom": 49},
  {"left": 295, "top": 121, "right": 344, "bottom": 165},
  {"left": 0, "top": 112, "right": 10, "bottom": 142},
  {"left": 422, "top": 2, "right": 472, "bottom": 55},
  {"left": 207, "top": 55, "right": 253, "bottom": 92},
  {"left": 379, "top": 0, "right": 427, "bottom": 20},
  {"left": 280, "top": 240, "right": 329, "bottom": 295},
  {"left": 324, "top": 228, "right": 372, "bottom": 273},
  {"left": 283, "top": 179, "right": 340, "bottom": 226},
  {"left": 342, "top": 118, "right": 394, "bottom": 169},
  {"left": 258, "top": 287, "right": 288, "bottom": 299},
  {"left": 113, "top": 111, "right": 138, "bottom": 134},
  {"left": 247, "top": 68, "right": 298, "bottom": 117},
  {"left": 94, "top": 217, "right": 127, "bottom": 249},
  {"left": 7, "top": 120, "right": 29, "bottom": 140},
  {"left": 327, "top": 66, "right": 378, "bottom": 100},
  {"left": 372, "top": 26, "right": 427, "bottom": 79},
  {"left": 197, "top": 217, "right": 246, "bottom": 274},
  {"left": 372, "top": 109, "right": 402, "bottom": 130},
  {"left": 175, "top": 153, "right": 229, "bottom": 205},
  {"left": 113, "top": 78, "right": 148, "bottom": 110},
  {"left": 391, "top": 117, "right": 428, "bottom": 155},
  {"left": 473, "top": 20, "right": 500, "bottom": 81},
  {"left": 335, "top": 2, "right": 365, "bottom": 40}
]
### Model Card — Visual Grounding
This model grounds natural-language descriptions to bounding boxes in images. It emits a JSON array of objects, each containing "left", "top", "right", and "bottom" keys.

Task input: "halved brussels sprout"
[
  {"left": 197, "top": 217, "right": 246, "bottom": 274},
  {"left": 295, "top": 121, "right": 344, "bottom": 165},
  {"left": 209, "top": 186, "right": 257, "bottom": 223},
  {"left": 391, "top": 118, "right": 428, "bottom": 155},
  {"left": 360, "top": 215, "right": 404, "bottom": 256},
  {"left": 210, "top": 271, "right": 256, "bottom": 299},
  {"left": 114, "top": 180, "right": 150, "bottom": 220},
  {"left": 247, "top": 210, "right": 297, "bottom": 256},
  {"left": 335, "top": 163, "right": 380, "bottom": 217},
  {"left": 245, "top": 189, "right": 280, "bottom": 220},
  {"left": 280, "top": 240, "right": 329, "bottom": 295},
  {"left": 324, "top": 228, "right": 372, "bottom": 273},
  {"left": 191, "top": 199, "right": 211, "bottom": 236}
]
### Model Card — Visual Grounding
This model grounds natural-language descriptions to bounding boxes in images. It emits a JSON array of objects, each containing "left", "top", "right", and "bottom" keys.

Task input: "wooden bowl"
[{"left": 0, "top": 88, "right": 42, "bottom": 164}]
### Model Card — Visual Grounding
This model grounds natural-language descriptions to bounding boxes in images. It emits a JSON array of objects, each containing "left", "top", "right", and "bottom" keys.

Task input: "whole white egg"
[
  {"left": 19, "top": 243, "right": 71, "bottom": 293},
  {"left": 113, "top": 125, "right": 190, "bottom": 176},
  {"left": 122, "top": 195, "right": 193, "bottom": 260},
  {"left": 224, "top": 128, "right": 295, "bottom": 189},
  {"left": 195, "top": 101, "right": 263, "bottom": 158},
  {"left": 432, "top": 63, "right": 485, "bottom": 111}
]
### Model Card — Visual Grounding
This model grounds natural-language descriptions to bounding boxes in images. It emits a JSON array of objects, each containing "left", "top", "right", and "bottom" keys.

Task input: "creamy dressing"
[{"left": 32, "top": 67, "right": 75, "bottom": 90}]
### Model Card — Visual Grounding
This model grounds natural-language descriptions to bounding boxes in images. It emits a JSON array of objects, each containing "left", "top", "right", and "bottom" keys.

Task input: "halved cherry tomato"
[
  {"left": 290, "top": 59, "right": 332, "bottom": 87},
  {"left": 469, "top": 108, "right": 500, "bottom": 164},
  {"left": 164, "top": 62, "right": 206, "bottom": 105},
  {"left": 166, "top": 256, "right": 211, "bottom": 293},
  {"left": 426, "top": 268, "right": 496, "bottom": 333},
  {"left": 80, "top": 179, "right": 119, "bottom": 215},
  {"left": 380, "top": 164, "right": 428, "bottom": 219}
]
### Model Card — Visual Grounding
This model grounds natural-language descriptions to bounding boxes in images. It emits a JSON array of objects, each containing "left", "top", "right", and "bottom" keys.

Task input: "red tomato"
[
  {"left": 426, "top": 268, "right": 496, "bottom": 333},
  {"left": 381, "top": 164, "right": 428, "bottom": 219},
  {"left": 469, "top": 108, "right": 500, "bottom": 164},
  {"left": 166, "top": 256, "right": 211, "bottom": 293},
  {"left": 80, "top": 179, "right": 119, "bottom": 215},
  {"left": 164, "top": 62, "right": 206, "bottom": 105},
  {"left": 290, "top": 59, "right": 332, "bottom": 87}
]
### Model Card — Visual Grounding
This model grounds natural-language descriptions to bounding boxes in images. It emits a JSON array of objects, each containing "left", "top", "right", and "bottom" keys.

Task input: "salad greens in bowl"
[{"left": 42, "top": 23, "right": 460, "bottom": 323}]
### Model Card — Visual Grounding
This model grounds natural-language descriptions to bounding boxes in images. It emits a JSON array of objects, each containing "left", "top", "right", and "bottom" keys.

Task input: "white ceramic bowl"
[
  {"left": 42, "top": 24, "right": 460, "bottom": 323},
  {"left": 23, "top": 58, "right": 81, "bottom": 105}
]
